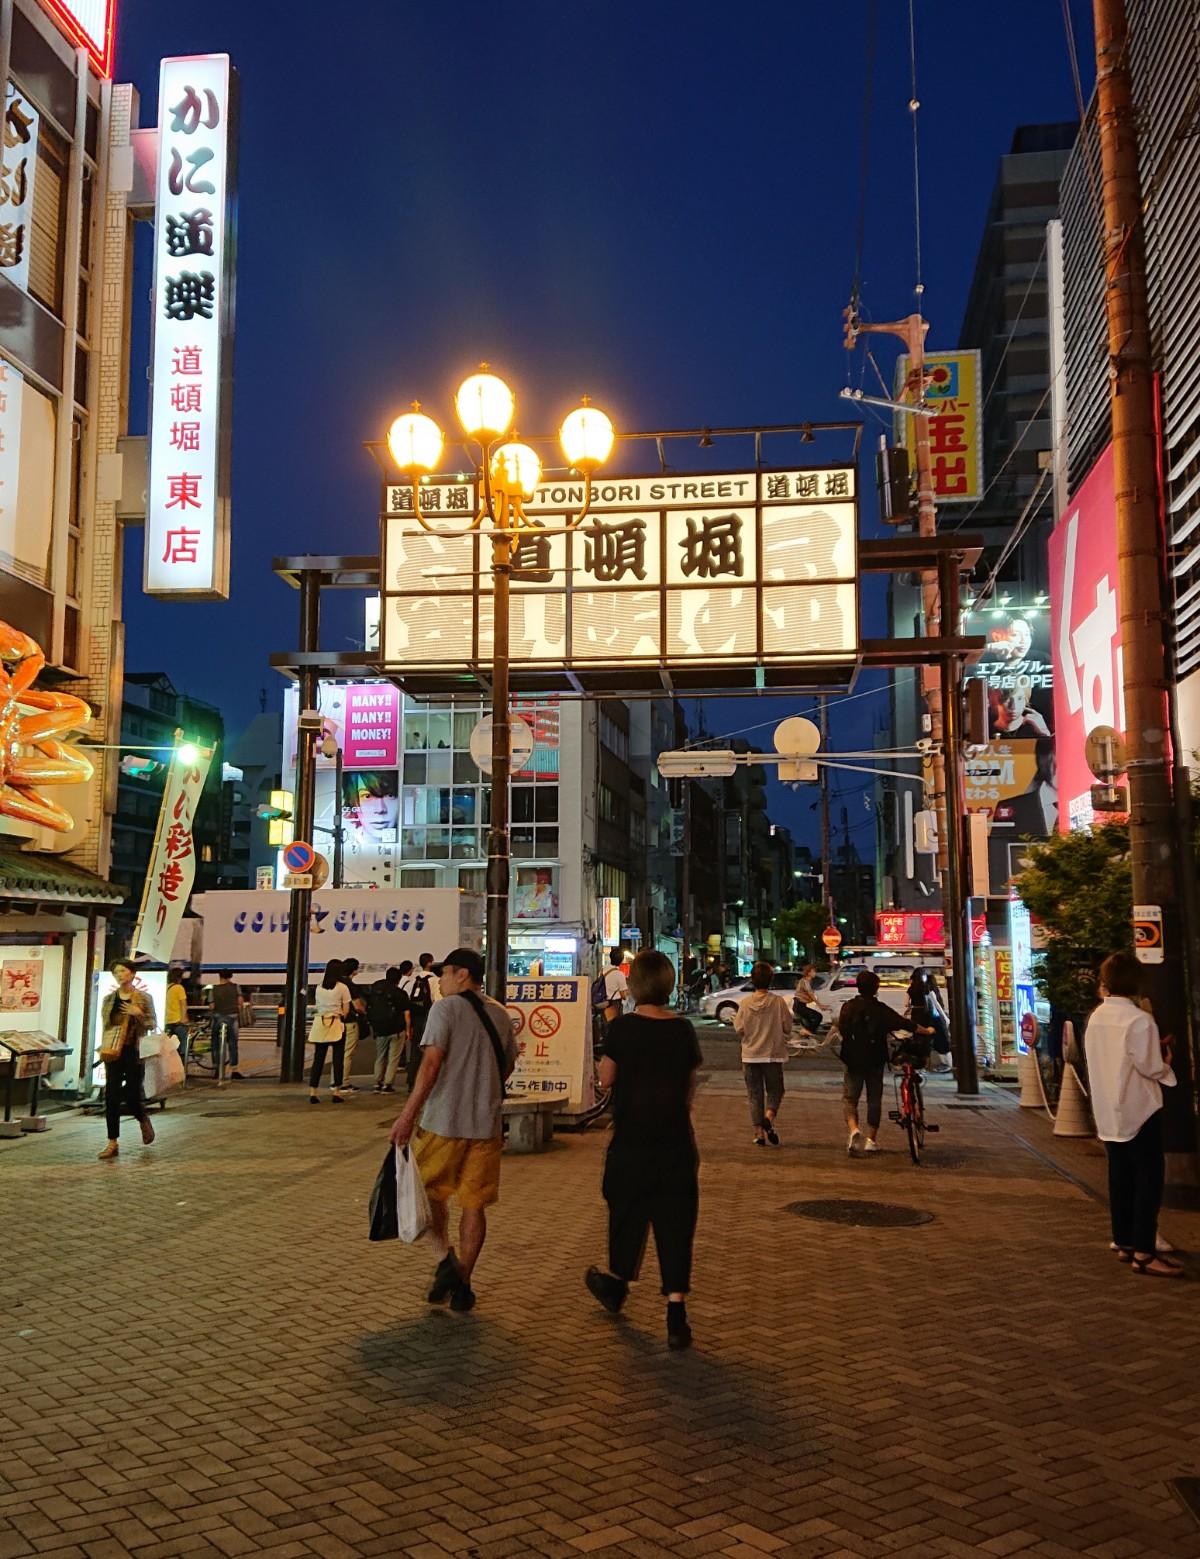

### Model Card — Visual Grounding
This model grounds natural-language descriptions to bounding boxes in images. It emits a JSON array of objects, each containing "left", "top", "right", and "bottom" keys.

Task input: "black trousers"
[
  {"left": 1105, "top": 1109, "right": 1165, "bottom": 1253},
  {"left": 309, "top": 1039, "right": 345, "bottom": 1089},
  {"left": 603, "top": 1147, "right": 698, "bottom": 1295},
  {"left": 104, "top": 1047, "right": 147, "bottom": 1138}
]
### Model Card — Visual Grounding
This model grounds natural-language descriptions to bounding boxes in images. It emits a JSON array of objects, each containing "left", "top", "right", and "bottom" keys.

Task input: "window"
[
  {"left": 399, "top": 868, "right": 438, "bottom": 888},
  {"left": 596, "top": 862, "right": 627, "bottom": 902},
  {"left": 599, "top": 710, "right": 629, "bottom": 762},
  {"left": 599, "top": 784, "right": 626, "bottom": 828},
  {"left": 29, "top": 121, "right": 68, "bottom": 317}
]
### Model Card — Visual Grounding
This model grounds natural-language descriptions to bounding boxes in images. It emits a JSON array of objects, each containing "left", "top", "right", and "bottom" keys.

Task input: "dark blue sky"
[{"left": 115, "top": 0, "right": 1093, "bottom": 852}]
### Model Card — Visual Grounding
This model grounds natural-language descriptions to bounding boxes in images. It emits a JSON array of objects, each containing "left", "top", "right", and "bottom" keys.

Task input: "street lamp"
[{"left": 387, "top": 365, "right": 614, "bottom": 1000}]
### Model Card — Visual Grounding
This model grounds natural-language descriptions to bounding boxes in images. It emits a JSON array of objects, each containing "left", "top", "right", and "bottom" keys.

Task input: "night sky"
[{"left": 115, "top": 0, "right": 1094, "bottom": 854}]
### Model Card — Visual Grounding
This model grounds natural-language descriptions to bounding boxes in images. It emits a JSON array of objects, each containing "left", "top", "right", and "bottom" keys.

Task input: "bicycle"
[{"left": 887, "top": 1047, "right": 939, "bottom": 1164}]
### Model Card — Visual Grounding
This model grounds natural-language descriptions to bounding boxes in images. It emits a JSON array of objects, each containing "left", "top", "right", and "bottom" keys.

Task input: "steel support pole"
[
  {"left": 485, "top": 534, "right": 512, "bottom": 1002},
  {"left": 333, "top": 743, "right": 344, "bottom": 888},
  {"left": 939, "top": 552, "right": 978, "bottom": 1095},
  {"left": 1093, "top": 0, "right": 1197, "bottom": 1179},
  {"left": 280, "top": 572, "right": 319, "bottom": 1084}
]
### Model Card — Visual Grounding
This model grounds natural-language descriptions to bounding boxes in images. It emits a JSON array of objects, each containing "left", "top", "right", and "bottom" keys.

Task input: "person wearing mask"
[
  {"left": 97, "top": 960, "right": 158, "bottom": 1160},
  {"left": 582, "top": 950, "right": 702, "bottom": 1351},
  {"left": 209, "top": 970, "right": 246, "bottom": 1081},
  {"left": 734, "top": 961, "right": 793, "bottom": 1146},
  {"left": 389, "top": 948, "right": 518, "bottom": 1313},
  {"left": 339, "top": 956, "right": 370, "bottom": 1090},
  {"left": 165, "top": 968, "right": 190, "bottom": 1069},
  {"left": 1084, "top": 952, "right": 1181, "bottom": 1277},
  {"left": 309, "top": 959, "right": 351, "bottom": 1103},
  {"left": 368, "top": 966, "right": 411, "bottom": 1093},
  {"left": 835, "top": 969, "right": 926, "bottom": 1155}
]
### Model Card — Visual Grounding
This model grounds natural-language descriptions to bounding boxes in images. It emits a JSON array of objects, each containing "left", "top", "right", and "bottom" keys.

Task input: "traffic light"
[
  {"left": 966, "top": 677, "right": 990, "bottom": 747},
  {"left": 876, "top": 443, "right": 909, "bottom": 525}
]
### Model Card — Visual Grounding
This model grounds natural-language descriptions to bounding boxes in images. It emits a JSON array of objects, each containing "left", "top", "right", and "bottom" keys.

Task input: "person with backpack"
[
  {"left": 734, "top": 960, "right": 793, "bottom": 1146},
  {"left": 339, "top": 956, "right": 370, "bottom": 1091},
  {"left": 402, "top": 952, "right": 439, "bottom": 1090},
  {"left": 369, "top": 967, "right": 411, "bottom": 1093},
  {"left": 389, "top": 947, "right": 518, "bottom": 1313},
  {"left": 834, "top": 969, "right": 929, "bottom": 1155}
]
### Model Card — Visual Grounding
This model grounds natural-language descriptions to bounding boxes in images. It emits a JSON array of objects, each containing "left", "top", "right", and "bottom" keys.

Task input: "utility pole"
[
  {"left": 845, "top": 307, "right": 977, "bottom": 1092},
  {"left": 1092, "top": 0, "right": 1197, "bottom": 1180},
  {"left": 819, "top": 696, "right": 834, "bottom": 933},
  {"left": 280, "top": 571, "right": 319, "bottom": 1084}
]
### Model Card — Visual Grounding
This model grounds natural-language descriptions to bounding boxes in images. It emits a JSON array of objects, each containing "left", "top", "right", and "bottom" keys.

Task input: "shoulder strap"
[{"left": 457, "top": 989, "right": 509, "bottom": 1099}]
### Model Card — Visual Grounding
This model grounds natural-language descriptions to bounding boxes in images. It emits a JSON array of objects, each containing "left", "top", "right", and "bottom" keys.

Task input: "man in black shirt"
[{"left": 835, "top": 969, "right": 928, "bottom": 1156}]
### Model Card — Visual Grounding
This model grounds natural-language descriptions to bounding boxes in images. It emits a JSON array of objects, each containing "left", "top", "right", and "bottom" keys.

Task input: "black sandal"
[{"left": 1131, "top": 1254, "right": 1184, "bottom": 1277}]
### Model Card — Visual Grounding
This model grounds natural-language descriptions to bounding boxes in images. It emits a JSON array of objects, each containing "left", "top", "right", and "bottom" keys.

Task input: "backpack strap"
[{"left": 456, "top": 989, "right": 509, "bottom": 1100}]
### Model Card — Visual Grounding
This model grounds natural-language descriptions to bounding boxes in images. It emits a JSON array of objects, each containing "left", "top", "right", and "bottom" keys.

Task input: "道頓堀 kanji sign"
[
  {"left": 381, "top": 467, "right": 858, "bottom": 695},
  {"left": 145, "top": 55, "right": 237, "bottom": 601},
  {"left": 132, "top": 747, "right": 212, "bottom": 964}
]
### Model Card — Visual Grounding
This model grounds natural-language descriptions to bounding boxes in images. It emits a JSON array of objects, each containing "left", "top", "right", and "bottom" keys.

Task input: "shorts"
[{"left": 411, "top": 1127, "right": 502, "bottom": 1209}]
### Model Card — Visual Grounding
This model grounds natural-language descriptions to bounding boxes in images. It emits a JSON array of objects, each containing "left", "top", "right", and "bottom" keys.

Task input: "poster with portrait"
[
  {"left": 310, "top": 769, "right": 399, "bottom": 889},
  {"left": 513, "top": 866, "right": 559, "bottom": 920}
]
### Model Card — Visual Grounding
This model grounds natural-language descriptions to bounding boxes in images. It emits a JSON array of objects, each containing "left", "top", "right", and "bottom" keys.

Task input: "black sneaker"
[
  {"left": 585, "top": 1266, "right": 628, "bottom": 1313},
  {"left": 229, "top": 1070, "right": 245, "bottom": 1080},
  {"left": 427, "top": 1252, "right": 464, "bottom": 1304},
  {"left": 666, "top": 1301, "right": 692, "bottom": 1351},
  {"left": 381, "top": 1085, "right": 395, "bottom": 1093},
  {"left": 449, "top": 1284, "right": 476, "bottom": 1313},
  {"left": 765, "top": 1124, "right": 780, "bottom": 1146}
]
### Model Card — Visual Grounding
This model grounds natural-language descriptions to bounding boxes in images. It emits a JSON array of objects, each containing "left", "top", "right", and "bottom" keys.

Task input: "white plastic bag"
[
  {"left": 139, "top": 1029, "right": 167, "bottom": 1058},
  {"left": 142, "top": 1032, "right": 185, "bottom": 1097},
  {"left": 395, "top": 1144, "right": 432, "bottom": 1243}
]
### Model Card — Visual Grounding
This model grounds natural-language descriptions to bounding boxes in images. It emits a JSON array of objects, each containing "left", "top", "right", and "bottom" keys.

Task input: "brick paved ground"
[{"left": 3, "top": 1027, "right": 1200, "bottom": 1559}]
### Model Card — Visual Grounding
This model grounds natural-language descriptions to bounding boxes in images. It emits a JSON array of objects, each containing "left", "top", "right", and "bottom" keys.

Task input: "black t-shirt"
[
  {"left": 837, "top": 994, "right": 915, "bottom": 1072},
  {"left": 605, "top": 1013, "right": 702, "bottom": 1150}
]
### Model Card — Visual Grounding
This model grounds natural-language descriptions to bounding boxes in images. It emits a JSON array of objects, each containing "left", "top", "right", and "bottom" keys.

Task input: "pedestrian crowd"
[{"left": 96, "top": 934, "right": 1184, "bottom": 1341}]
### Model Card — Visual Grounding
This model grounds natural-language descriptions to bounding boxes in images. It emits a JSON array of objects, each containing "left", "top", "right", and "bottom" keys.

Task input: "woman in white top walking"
[
  {"left": 734, "top": 962, "right": 793, "bottom": 1146},
  {"left": 1083, "top": 952, "right": 1181, "bottom": 1276},
  {"left": 309, "top": 959, "right": 352, "bottom": 1104}
]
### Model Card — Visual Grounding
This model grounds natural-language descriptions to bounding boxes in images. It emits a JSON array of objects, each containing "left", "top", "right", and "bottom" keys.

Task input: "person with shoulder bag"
[
  {"left": 390, "top": 947, "right": 518, "bottom": 1314},
  {"left": 835, "top": 969, "right": 925, "bottom": 1156},
  {"left": 369, "top": 967, "right": 411, "bottom": 1093},
  {"left": 402, "top": 952, "right": 438, "bottom": 1090},
  {"left": 97, "top": 958, "right": 158, "bottom": 1160},
  {"left": 309, "top": 959, "right": 351, "bottom": 1104}
]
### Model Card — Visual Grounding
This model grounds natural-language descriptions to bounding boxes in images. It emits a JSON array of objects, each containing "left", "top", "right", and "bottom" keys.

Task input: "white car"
[
  {"left": 820, "top": 964, "right": 934, "bottom": 1024},
  {"left": 700, "top": 970, "right": 821, "bottom": 1025}
]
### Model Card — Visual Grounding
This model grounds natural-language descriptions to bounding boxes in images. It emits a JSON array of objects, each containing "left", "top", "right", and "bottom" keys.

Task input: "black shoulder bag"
[{"left": 456, "top": 989, "right": 510, "bottom": 1099}]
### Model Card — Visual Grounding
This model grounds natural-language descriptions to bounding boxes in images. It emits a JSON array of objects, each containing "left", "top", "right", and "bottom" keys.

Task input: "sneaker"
[
  {"left": 753, "top": 1136, "right": 767, "bottom": 1147},
  {"left": 340, "top": 1083, "right": 357, "bottom": 1093},
  {"left": 449, "top": 1285, "right": 477, "bottom": 1313},
  {"left": 309, "top": 1094, "right": 321, "bottom": 1105},
  {"left": 229, "top": 1070, "right": 245, "bottom": 1080},
  {"left": 381, "top": 1085, "right": 395, "bottom": 1093},
  {"left": 666, "top": 1300, "right": 692, "bottom": 1351},
  {"left": 331, "top": 1091, "right": 344, "bottom": 1104},
  {"left": 373, "top": 1084, "right": 384, "bottom": 1093},
  {"left": 765, "top": 1123, "right": 780, "bottom": 1146},
  {"left": 847, "top": 1128, "right": 863, "bottom": 1156},
  {"left": 585, "top": 1266, "right": 628, "bottom": 1313},
  {"left": 862, "top": 1138, "right": 881, "bottom": 1154},
  {"left": 427, "top": 1252, "right": 464, "bottom": 1304}
]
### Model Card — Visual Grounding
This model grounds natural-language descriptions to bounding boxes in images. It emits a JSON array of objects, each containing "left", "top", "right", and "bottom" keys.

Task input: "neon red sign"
[
  {"left": 39, "top": 0, "right": 117, "bottom": 77},
  {"left": 876, "top": 912, "right": 945, "bottom": 948}
]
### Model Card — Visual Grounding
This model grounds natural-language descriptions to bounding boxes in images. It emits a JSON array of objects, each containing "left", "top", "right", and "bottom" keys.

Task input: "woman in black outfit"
[{"left": 584, "top": 950, "right": 702, "bottom": 1350}]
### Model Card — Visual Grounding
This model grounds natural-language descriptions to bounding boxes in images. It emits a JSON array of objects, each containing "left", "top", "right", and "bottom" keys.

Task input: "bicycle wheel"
[{"left": 903, "top": 1074, "right": 925, "bottom": 1164}]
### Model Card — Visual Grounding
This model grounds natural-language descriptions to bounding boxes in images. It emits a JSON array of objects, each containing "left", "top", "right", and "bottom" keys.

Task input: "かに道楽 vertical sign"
[{"left": 146, "top": 55, "right": 237, "bottom": 600}]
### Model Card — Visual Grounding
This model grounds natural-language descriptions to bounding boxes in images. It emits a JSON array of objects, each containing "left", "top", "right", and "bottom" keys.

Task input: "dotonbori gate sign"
[{"left": 380, "top": 466, "right": 858, "bottom": 696}]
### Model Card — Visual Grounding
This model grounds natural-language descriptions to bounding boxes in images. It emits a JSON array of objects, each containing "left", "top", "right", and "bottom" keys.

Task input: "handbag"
[
  {"left": 368, "top": 1145, "right": 431, "bottom": 1243},
  {"left": 99, "top": 1013, "right": 133, "bottom": 1065}
]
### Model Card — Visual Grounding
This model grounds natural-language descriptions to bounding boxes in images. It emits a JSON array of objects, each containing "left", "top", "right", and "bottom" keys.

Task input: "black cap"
[{"left": 431, "top": 947, "right": 485, "bottom": 983}]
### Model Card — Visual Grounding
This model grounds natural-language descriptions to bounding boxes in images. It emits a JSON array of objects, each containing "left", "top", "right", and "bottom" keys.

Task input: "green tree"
[
  {"left": 773, "top": 901, "right": 830, "bottom": 964},
  {"left": 1015, "top": 821, "right": 1132, "bottom": 1016}
]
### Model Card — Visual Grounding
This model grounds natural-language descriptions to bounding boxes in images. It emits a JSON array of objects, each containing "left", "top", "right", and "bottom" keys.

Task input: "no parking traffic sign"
[{"left": 283, "top": 840, "right": 316, "bottom": 874}]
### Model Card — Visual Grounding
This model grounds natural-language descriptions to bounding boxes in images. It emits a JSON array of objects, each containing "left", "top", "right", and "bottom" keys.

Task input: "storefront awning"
[{"left": 0, "top": 847, "right": 124, "bottom": 909}]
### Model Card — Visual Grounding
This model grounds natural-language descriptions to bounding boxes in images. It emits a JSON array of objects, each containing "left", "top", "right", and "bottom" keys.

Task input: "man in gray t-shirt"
[{"left": 391, "top": 947, "right": 518, "bottom": 1313}]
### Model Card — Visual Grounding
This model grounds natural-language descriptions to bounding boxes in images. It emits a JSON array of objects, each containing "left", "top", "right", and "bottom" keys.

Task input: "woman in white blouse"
[
  {"left": 309, "top": 959, "right": 351, "bottom": 1104},
  {"left": 1083, "top": 952, "right": 1180, "bottom": 1276}
]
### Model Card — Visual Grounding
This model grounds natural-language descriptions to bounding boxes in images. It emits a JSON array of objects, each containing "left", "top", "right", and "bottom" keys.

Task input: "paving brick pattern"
[{"left": 3, "top": 1039, "right": 1199, "bottom": 1558}]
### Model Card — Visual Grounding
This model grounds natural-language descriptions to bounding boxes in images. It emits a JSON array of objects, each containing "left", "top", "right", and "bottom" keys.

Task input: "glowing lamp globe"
[
  {"left": 456, "top": 369, "right": 514, "bottom": 439},
  {"left": 560, "top": 403, "right": 614, "bottom": 471},
  {"left": 177, "top": 742, "right": 200, "bottom": 765},
  {"left": 491, "top": 441, "right": 542, "bottom": 499},
  {"left": 387, "top": 407, "right": 444, "bottom": 473}
]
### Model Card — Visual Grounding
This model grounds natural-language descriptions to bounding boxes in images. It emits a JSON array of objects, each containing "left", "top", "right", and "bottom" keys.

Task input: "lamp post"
[{"left": 387, "top": 366, "right": 614, "bottom": 1001}]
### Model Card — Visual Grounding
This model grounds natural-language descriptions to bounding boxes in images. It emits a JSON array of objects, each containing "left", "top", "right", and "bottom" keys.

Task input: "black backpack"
[
  {"left": 409, "top": 972, "right": 433, "bottom": 1010},
  {"left": 367, "top": 980, "right": 399, "bottom": 1033}
]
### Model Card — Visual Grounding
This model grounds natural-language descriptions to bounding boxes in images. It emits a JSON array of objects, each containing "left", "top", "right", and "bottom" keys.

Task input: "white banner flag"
[{"left": 132, "top": 748, "right": 213, "bottom": 963}]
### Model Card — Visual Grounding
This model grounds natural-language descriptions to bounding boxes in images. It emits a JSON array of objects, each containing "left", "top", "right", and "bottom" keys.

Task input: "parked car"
[
  {"left": 700, "top": 969, "right": 823, "bottom": 1026},
  {"left": 820, "top": 963, "right": 936, "bottom": 1025}
]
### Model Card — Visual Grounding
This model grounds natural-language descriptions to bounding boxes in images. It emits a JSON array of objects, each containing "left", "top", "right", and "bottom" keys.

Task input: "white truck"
[{"left": 188, "top": 887, "right": 483, "bottom": 984}]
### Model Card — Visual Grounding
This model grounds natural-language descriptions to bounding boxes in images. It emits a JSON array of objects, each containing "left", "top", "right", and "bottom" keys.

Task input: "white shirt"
[
  {"left": 1083, "top": 995, "right": 1175, "bottom": 1142},
  {"left": 311, "top": 981, "right": 350, "bottom": 1040},
  {"left": 603, "top": 966, "right": 628, "bottom": 1003}
]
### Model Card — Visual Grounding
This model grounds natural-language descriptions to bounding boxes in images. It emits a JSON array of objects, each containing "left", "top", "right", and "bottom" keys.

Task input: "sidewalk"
[{"left": 3, "top": 1037, "right": 1199, "bottom": 1559}]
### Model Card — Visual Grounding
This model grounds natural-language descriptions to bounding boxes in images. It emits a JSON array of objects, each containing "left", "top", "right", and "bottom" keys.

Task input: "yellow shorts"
[{"left": 412, "top": 1128, "right": 503, "bottom": 1209}]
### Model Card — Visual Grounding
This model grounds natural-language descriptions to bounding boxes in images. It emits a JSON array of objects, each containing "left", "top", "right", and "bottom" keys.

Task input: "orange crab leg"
[
  {"left": 11, "top": 739, "right": 94, "bottom": 785},
  {"left": 0, "top": 782, "right": 75, "bottom": 832}
]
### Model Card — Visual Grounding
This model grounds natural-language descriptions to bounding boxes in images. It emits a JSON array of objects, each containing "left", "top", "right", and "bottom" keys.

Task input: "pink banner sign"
[{"left": 343, "top": 684, "right": 400, "bottom": 767}]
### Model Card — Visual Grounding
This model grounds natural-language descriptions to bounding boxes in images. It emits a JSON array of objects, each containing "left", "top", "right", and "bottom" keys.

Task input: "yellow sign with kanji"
[{"left": 894, "top": 349, "right": 983, "bottom": 503}]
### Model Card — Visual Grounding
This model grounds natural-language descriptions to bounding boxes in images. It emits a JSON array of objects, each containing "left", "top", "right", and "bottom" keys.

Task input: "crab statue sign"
[{"left": 0, "top": 623, "right": 93, "bottom": 832}]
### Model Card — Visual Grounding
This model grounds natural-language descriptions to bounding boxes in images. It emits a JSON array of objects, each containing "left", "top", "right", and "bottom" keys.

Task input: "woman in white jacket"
[
  {"left": 309, "top": 959, "right": 351, "bottom": 1104},
  {"left": 1084, "top": 952, "right": 1180, "bottom": 1276},
  {"left": 734, "top": 962, "right": 793, "bottom": 1147}
]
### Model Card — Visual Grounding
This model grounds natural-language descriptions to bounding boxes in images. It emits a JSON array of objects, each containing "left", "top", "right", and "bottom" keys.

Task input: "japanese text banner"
[
  {"left": 893, "top": 350, "right": 982, "bottom": 503},
  {"left": 145, "top": 54, "right": 235, "bottom": 600},
  {"left": 132, "top": 748, "right": 212, "bottom": 964}
]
